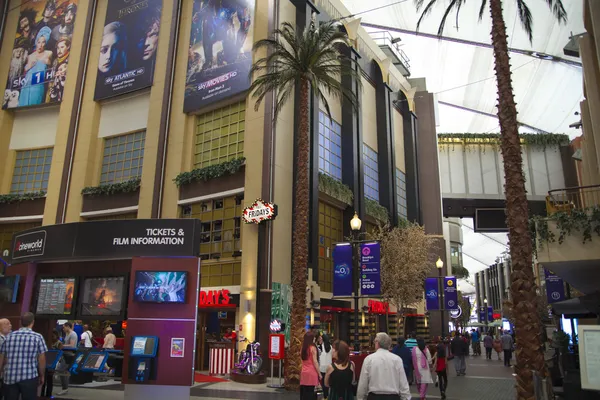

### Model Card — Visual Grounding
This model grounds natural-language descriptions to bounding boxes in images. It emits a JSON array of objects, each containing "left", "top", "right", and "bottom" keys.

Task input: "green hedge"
[
  {"left": 438, "top": 133, "right": 570, "bottom": 149},
  {"left": 0, "top": 191, "right": 46, "bottom": 205},
  {"left": 82, "top": 177, "right": 141, "bottom": 196},
  {"left": 318, "top": 173, "right": 353, "bottom": 206},
  {"left": 174, "top": 157, "right": 245, "bottom": 187},
  {"left": 365, "top": 198, "right": 389, "bottom": 223}
]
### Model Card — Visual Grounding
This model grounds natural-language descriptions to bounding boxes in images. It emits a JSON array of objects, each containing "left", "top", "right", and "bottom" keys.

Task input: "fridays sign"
[{"left": 242, "top": 199, "right": 277, "bottom": 224}]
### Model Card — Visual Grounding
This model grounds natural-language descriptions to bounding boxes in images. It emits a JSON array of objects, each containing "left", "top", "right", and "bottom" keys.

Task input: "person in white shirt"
[
  {"left": 357, "top": 332, "right": 411, "bottom": 400},
  {"left": 80, "top": 324, "right": 93, "bottom": 348},
  {"left": 103, "top": 327, "right": 116, "bottom": 349},
  {"left": 318, "top": 334, "right": 333, "bottom": 399}
]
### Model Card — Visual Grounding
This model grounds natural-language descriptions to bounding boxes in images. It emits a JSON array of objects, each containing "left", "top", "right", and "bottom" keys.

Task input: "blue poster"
[
  {"left": 333, "top": 244, "right": 353, "bottom": 297},
  {"left": 443, "top": 276, "right": 458, "bottom": 310},
  {"left": 544, "top": 269, "right": 565, "bottom": 304},
  {"left": 360, "top": 242, "right": 381, "bottom": 296},
  {"left": 479, "top": 307, "right": 486, "bottom": 323},
  {"left": 425, "top": 278, "right": 439, "bottom": 310},
  {"left": 487, "top": 306, "right": 494, "bottom": 322}
]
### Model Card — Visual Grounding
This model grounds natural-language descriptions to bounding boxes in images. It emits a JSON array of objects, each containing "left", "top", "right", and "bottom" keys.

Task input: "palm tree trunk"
[
  {"left": 285, "top": 78, "right": 311, "bottom": 390},
  {"left": 488, "top": 0, "right": 546, "bottom": 398}
]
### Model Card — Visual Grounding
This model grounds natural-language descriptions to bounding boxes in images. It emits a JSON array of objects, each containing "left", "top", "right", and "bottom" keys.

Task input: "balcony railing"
[
  {"left": 368, "top": 31, "right": 411, "bottom": 77},
  {"left": 546, "top": 184, "right": 600, "bottom": 215}
]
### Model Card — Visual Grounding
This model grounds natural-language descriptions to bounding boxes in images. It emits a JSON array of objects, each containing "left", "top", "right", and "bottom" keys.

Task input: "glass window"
[
  {"left": 363, "top": 144, "right": 379, "bottom": 201},
  {"left": 450, "top": 243, "right": 462, "bottom": 267},
  {"left": 11, "top": 148, "right": 53, "bottom": 194},
  {"left": 194, "top": 101, "right": 246, "bottom": 168},
  {"left": 395, "top": 168, "right": 407, "bottom": 220},
  {"left": 0, "top": 222, "right": 41, "bottom": 256},
  {"left": 318, "top": 112, "right": 342, "bottom": 180},
  {"left": 85, "top": 212, "right": 138, "bottom": 221},
  {"left": 100, "top": 132, "right": 146, "bottom": 185},
  {"left": 318, "top": 201, "right": 343, "bottom": 293}
]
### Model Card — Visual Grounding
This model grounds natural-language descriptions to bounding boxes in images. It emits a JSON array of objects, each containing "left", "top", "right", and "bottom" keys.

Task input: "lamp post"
[
  {"left": 350, "top": 212, "right": 362, "bottom": 352},
  {"left": 484, "top": 297, "right": 489, "bottom": 331},
  {"left": 436, "top": 257, "right": 445, "bottom": 338}
]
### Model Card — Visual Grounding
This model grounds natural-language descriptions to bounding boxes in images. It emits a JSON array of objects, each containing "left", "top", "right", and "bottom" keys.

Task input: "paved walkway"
[{"left": 55, "top": 355, "right": 516, "bottom": 400}]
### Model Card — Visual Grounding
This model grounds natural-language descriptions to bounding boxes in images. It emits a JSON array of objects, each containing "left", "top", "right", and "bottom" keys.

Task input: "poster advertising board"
[
  {"left": 94, "top": 0, "right": 163, "bottom": 101},
  {"left": 170, "top": 338, "right": 185, "bottom": 358},
  {"left": 184, "top": 0, "right": 255, "bottom": 113},
  {"left": 578, "top": 325, "right": 600, "bottom": 391},
  {"left": 3, "top": 0, "right": 80, "bottom": 109},
  {"left": 360, "top": 242, "right": 381, "bottom": 296}
]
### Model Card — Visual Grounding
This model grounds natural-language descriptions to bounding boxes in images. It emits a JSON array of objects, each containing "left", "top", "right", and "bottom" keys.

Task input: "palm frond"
[
  {"left": 516, "top": 0, "right": 533, "bottom": 42},
  {"left": 416, "top": 0, "right": 438, "bottom": 31},
  {"left": 437, "top": 0, "right": 459, "bottom": 36},
  {"left": 478, "top": 0, "right": 488, "bottom": 21},
  {"left": 545, "top": 0, "right": 567, "bottom": 24}
]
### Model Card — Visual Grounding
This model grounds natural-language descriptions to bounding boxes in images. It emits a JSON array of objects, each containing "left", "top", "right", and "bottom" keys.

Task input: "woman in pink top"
[{"left": 300, "top": 332, "right": 321, "bottom": 399}]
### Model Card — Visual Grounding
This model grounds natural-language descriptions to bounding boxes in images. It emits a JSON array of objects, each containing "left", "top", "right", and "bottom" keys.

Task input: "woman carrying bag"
[{"left": 412, "top": 338, "right": 433, "bottom": 400}]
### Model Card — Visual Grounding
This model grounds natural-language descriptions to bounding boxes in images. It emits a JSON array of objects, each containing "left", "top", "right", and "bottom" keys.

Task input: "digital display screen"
[
  {"left": 80, "top": 277, "right": 125, "bottom": 316},
  {"left": 36, "top": 278, "right": 76, "bottom": 315},
  {"left": 83, "top": 353, "right": 107, "bottom": 370},
  {"left": 0, "top": 275, "right": 20, "bottom": 303},
  {"left": 133, "top": 271, "right": 187, "bottom": 303},
  {"left": 131, "top": 336, "right": 157, "bottom": 356}
]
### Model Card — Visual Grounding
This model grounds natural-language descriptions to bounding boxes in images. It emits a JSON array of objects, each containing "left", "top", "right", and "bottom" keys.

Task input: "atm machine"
[{"left": 128, "top": 336, "right": 159, "bottom": 383}]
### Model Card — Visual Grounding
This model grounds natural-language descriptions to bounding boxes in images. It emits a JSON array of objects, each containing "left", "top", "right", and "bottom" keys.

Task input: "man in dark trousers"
[
  {"left": 0, "top": 312, "right": 47, "bottom": 400},
  {"left": 450, "top": 332, "right": 468, "bottom": 376},
  {"left": 501, "top": 330, "right": 514, "bottom": 367},
  {"left": 392, "top": 336, "right": 413, "bottom": 384}
]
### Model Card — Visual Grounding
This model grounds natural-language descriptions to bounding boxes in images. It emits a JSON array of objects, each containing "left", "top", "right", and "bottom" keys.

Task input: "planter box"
[
  {"left": 179, "top": 167, "right": 245, "bottom": 201},
  {"left": 82, "top": 190, "right": 140, "bottom": 213},
  {"left": 0, "top": 197, "right": 46, "bottom": 218}
]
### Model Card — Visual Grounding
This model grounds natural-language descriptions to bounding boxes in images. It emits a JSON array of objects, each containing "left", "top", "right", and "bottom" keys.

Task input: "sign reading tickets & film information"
[
  {"left": 184, "top": 0, "right": 255, "bottom": 112},
  {"left": 4, "top": 0, "right": 80, "bottom": 109}
]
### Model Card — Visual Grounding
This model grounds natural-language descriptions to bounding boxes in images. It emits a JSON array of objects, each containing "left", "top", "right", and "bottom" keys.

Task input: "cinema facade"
[{"left": 0, "top": 0, "right": 447, "bottom": 350}]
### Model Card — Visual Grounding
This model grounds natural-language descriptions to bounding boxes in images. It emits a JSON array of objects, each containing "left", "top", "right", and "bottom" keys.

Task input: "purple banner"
[
  {"left": 425, "top": 278, "right": 439, "bottom": 310},
  {"left": 544, "top": 269, "right": 565, "bottom": 304},
  {"left": 360, "top": 242, "right": 381, "bottom": 296},
  {"left": 443, "top": 276, "right": 458, "bottom": 310},
  {"left": 487, "top": 306, "right": 494, "bottom": 322},
  {"left": 333, "top": 244, "right": 353, "bottom": 297},
  {"left": 479, "top": 306, "right": 486, "bottom": 323}
]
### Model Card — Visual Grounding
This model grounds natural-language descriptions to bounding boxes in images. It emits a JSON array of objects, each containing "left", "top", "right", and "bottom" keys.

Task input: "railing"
[
  {"left": 368, "top": 31, "right": 411, "bottom": 73},
  {"left": 546, "top": 184, "right": 600, "bottom": 215}
]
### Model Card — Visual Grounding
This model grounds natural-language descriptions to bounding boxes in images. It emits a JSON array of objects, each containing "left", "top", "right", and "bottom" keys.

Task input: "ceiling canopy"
[{"left": 341, "top": 0, "right": 585, "bottom": 138}]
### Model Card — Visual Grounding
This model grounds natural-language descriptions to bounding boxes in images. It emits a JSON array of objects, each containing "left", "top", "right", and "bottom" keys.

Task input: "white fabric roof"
[{"left": 341, "top": 0, "right": 585, "bottom": 138}]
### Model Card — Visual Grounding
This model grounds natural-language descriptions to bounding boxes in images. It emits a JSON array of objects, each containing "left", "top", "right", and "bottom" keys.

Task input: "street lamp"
[
  {"left": 436, "top": 258, "right": 445, "bottom": 338},
  {"left": 350, "top": 212, "right": 362, "bottom": 352},
  {"left": 483, "top": 298, "right": 489, "bottom": 331}
]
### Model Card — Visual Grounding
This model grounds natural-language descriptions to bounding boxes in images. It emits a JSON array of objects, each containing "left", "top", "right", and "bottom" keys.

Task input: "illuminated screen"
[
  {"left": 83, "top": 353, "right": 108, "bottom": 370},
  {"left": 80, "top": 277, "right": 125, "bottom": 316},
  {"left": 133, "top": 271, "right": 187, "bottom": 303},
  {"left": 0, "top": 275, "right": 20, "bottom": 303},
  {"left": 131, "top": 336, "right": 157, "bottom": 356},
  {"left": 36, "top": 278, "right": 76, "bottom": 315}
]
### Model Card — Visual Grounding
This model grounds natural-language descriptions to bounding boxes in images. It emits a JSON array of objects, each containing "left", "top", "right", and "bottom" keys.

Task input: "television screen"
[
  {"left": 0, "top": 275, "right": 20, "bottom": 303},
  {"left": 80, "top": 277, "right": 125, "bottom": 317},
  {"left": 131, "top": 336, "right": 158, "bottom": 356},
  {"left": 36, "top": 278, "right": 76, "bottom": 315},
  {"left": 133, "top": 271, "right": 187, "bottom": 303}
]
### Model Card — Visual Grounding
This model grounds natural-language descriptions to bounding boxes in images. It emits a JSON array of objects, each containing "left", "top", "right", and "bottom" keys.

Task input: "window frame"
[
  {"left": 100, "top": 131, "right": 146, "bottom": 185},
  {"left": 363, "top": 144, "right": 379, "bottom": 201},
  {"left": 318, "top": 111, "right": 342, "bottom": 180},
  {"left": 11, "top": 147, "right": 53, "bottom": 194}
]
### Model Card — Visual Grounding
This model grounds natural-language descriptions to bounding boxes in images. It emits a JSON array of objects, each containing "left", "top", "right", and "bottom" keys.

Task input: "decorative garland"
[
  {"left": 318, "top": 172, "right": 353, "bottom": 206},
  {"left": 438, "top": 133, "right": 570, "bottom": 152},
  {"left": 530, "top": 206, "right": 600, "bottom": 251},
  {"left": 174, "top": 157, "right": 245, "bottom": 187},
  {"left": 81, "top": 177, "right": 141, "bottom": 196},
  {"left": 0, "top": 191, "right": 46, "bottom": 205},
  {"left": 365, "top": 198, "right": 389, "bottom": 223}
]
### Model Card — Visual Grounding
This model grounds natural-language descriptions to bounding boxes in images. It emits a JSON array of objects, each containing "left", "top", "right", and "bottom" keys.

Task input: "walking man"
[
  {"left": 483, "top": 331, "right": 494, "bottom": 360},
  {"left": 392, "top": 337, "right": 413, "bottom": 385},
  {"left": 0, "top": 318, "right": 12, "bottom": 400},
  {"left": 0, "top": 312, "right": 47, "bottom": 400},
  {"left": 357, "top": 332, "right": 411, "bottom": 400},
  {"left": 501, "top": 330, "right": 514, "bottom": 367},
  {"left": 450, "top": 332, "right": 468, "bottom": 376}
]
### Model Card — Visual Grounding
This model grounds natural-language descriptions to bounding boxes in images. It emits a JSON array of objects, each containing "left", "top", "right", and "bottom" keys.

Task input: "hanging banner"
[
  {"left": 479, "top": 306, "right": 486, "bottom": 323},
  {"left": 360, "top": 242, "right": 381, "bottom": 296},
  {"left": 487, "top": 306, "right": 494, "bottom": 322},
  {"left": 425, "top": 278, "right": 439, "bottom": 310},
  {"left": 544, "top": 269, "right": 565, "bottom": 304},
  {"left": 184, "top": 0, "right": 255, "bottom": 112},
  {"left": 443, "top": 276, "right": 458, "bottom": 310},
  {"left": 3, "top": 0, "right": 80, "bottom": 109},
  {"left": 332, "top": 244, "right": 353, "bottom": 297},
  {"left": 93, "top": 0, "right": 163, "bottom": 100}
]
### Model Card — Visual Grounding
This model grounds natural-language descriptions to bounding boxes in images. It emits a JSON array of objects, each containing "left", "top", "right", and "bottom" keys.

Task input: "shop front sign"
[
  {"left": 242, "top": 199, "right": 278, "bottom": 224},
  {"left": 368, "top": 300, "right": 389, "bottom": 314},
  {"left": 198, "top": 289, "right": 231, "bottom": 307},
  {"left": 269, "top": 319, "right": 282, "bottom": 333}
]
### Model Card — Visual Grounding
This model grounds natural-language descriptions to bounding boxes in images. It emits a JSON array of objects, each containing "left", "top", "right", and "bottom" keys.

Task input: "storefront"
[{"left": 4, "top": 219, "right": 202, "bottom": 399}]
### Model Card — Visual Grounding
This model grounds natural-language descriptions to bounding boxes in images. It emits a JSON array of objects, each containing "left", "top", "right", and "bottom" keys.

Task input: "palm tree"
[
  {"left": 249, "top": 21, "right": 359, "bottom": 389},
  {"left": 415, "top": 0, "right": 566, "bottom": 398}
]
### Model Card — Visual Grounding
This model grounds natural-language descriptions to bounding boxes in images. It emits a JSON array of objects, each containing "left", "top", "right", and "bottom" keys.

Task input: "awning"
[{"left": 551, "top": 293, "right": 600, "bottom": 319}]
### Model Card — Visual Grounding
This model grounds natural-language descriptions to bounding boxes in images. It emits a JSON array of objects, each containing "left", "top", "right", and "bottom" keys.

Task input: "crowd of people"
[
  {"left": 0, "top": 313, "right": 119, "bottom": 399},
  {"left": 299, "top": 328, "right": 516, "bottom": 400}
]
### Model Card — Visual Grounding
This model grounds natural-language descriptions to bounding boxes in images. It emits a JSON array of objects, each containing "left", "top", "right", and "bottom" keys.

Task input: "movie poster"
[
  {"left": 80, "top": 277, "right": 125, "bottom": 316},
  {"left": 3, "top": 0, "right": 79, "bottom": 109},
  {"left": 184, "top": 0, "right": 255, "bottom": 113},
  {"left": 93, "top": 0, "right": 163, "bottom": 101}
]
